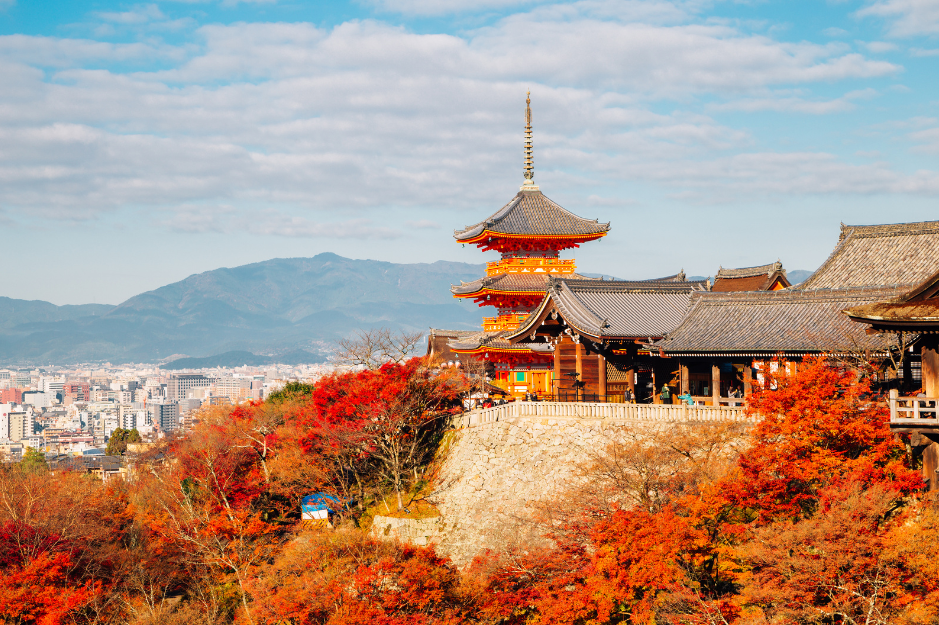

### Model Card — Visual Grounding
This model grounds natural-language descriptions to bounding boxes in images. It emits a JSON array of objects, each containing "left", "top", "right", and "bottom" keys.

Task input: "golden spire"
[{"left": 522, "top": 91, "right": 536, "bottom": 189}]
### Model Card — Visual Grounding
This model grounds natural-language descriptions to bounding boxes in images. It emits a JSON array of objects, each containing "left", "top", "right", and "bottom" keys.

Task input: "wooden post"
[
  {"left": 575, "top": 341, "right": 583, "bottom": 401},
  {"left": 743, "top": 364, "right": 752, "bottom": 398},
  {"left": 626, "top": 368, "right": 636, "bottom": 400},
  {"left": 598, "top": 352, "right": 607, "bottom": 400},
  {"left": 711, "top": 363, "right": 720, "bottom": 406},
  {"left": 553, "top": 340, "right": 561, "bottom": 398},
  {"left": 680, "top": 363, "right": 689, "bottom": 395},
  {"left": 923, "top": 337, "right": 939, "bottom": 397},
  {"left": 924, "top": 443, "right": 939, "bottom": 491}
]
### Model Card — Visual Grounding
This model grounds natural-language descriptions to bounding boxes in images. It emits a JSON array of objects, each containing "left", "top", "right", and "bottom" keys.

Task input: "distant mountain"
[
  {"left": 162, "top": 349, "right": 326, "bottom": 370},
  {"left": 787, "top": 270, "right": 813, "bottom": 285},
  {"left": 0, "top": 298, "right": 114, "bottom": 331},
  {"left": 0, "top": 254, "right": 485, "bottom": 365}
]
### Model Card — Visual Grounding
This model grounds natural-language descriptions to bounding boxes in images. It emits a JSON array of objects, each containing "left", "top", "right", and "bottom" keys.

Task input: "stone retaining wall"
[{"left": 424, "top": 416, "right": 669, "bottom": 566}]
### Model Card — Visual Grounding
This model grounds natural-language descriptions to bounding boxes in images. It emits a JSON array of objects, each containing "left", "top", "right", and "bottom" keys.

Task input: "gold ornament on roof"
[{"left": 523, "top": 92, "right": 535, "bottom": 187}]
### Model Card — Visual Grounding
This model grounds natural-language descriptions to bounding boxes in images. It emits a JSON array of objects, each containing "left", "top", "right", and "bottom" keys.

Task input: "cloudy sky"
[{"left": 2, "top": 0, "right": 939, "bottom": 304}]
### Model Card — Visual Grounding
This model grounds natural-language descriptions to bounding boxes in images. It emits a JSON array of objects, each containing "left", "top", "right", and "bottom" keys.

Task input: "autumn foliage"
[{"left": 4, "top": 355, "right": 939, "bottom": 624}]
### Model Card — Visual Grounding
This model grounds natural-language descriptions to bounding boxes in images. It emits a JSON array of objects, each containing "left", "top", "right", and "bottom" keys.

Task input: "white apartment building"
[{"left": 167, "top": 374, "right": 213, "bottom": 401}]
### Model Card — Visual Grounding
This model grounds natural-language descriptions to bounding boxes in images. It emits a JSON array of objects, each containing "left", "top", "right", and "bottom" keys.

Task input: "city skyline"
[{"left": 3, "top": 0, "right": 939, "bottom": 304}]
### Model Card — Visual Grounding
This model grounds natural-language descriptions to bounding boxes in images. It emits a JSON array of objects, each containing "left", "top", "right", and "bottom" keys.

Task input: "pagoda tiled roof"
[
  {"left": 798, "top": 220, "right": 939, "bottom": 290},
  {"left": 508, "top": 276, "right": 708, "bottom": 341},
  {"left": 451, "top": 272, "right": 593, "bottom": 296},
  {"left": 447, "top": 329, "right": 554, "bottom": 354},
  {"left": 454, "top": 189, "right": 610, "bottom": 241},
  {"left": 655, "top": 287, "right": 903, "bottom": 356}
]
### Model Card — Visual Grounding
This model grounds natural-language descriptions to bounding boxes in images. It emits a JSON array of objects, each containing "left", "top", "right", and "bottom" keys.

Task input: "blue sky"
[{"left": 2, "top": 0, "right": 939, "bottom": 304}]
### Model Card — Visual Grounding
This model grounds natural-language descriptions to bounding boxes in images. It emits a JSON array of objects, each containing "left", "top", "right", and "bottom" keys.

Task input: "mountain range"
[
  {"left": 0, "top": 255, "right": 813, "bottom": 366},
  {"left": 0, "top": 254, "right": 485, "bottom": 365}
]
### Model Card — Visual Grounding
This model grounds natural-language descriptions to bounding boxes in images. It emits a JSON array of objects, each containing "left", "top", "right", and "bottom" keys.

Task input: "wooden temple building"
[
  {"left": 711, "top": 261, "right": 789, "bottom": 292},
  {"left": 844, "top": 268, "right": 939, "bottom": 489},
  {"left": 649, "top": 221, "right": 939, "bottom": 404},
  {"left": 439, "top": 94, "right": 610, "bottom": 397},
  {"left": 429, "top": 96, "right": 939, "bottom": 414}
]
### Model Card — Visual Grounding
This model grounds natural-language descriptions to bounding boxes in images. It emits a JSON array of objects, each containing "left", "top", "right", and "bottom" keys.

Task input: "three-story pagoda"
[{"left": 448, "top": 94, "right": 610, "bottom": 397}]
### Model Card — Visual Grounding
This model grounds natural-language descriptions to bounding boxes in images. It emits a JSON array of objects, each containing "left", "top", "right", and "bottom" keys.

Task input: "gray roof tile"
[
  {"left": 656, "top": 287, "right": 903, "bottom": 355},
  {"left": 454, "top": 190, "right": 610, "bottom": 240},
  {"left": 799, "top": 220, "right": 939, "bottom": 290}
]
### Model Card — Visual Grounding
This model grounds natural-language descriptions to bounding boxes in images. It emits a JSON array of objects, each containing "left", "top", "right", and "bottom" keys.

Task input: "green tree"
[
  {"left": 19, "top": 447, "right": 47, "bottom": 473},
  {"left": 106, "top": 428, "right": 141, "bottom": 456},
  {"left": 266, "top": 381, "right": 316, "bottom": 403}
]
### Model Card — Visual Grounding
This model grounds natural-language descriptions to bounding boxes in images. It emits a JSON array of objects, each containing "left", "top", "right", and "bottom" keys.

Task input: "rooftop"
[
  {"left": 508, "top": 276, "right": 708, "bottom": 341},
  {"left": 712, "top": 261, "right": 790, "bottom": 293},
  {"left": 799, "top": 220, "right": 939, "bottom": 290},
  {"left": 453, "top": 189, "right": 610, "bottom": 245},
  {"left": 655, "top": 287, "right": 904, "bottom": 356}
]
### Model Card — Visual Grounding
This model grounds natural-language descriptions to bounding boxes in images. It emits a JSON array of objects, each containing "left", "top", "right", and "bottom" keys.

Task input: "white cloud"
[
  {"left": 713, "top": 88, "right": 879, "bottom": 114},
  {"left": 0, "top": 4, "right": 926, "bottom": 232},
  {"left": 857, "top": 0, "right": 939, "bottom": 37},
  {"left": 911, "top": 47, "right": 939, "bottom": 55},
  {"left": 96, "top": 4, "right": 165, "bottom": 24},
  {"left": 406, "top": 219, "right": 441, "bottom": 229},
  {"left": 862, "top": 40, "right": 899, "bottom": 52},
  {"left": 159, "top": 206, "right": 402, "bottom": 238},
  {"left": 367, "top": 0, "right": 539, "bottom": 15}
]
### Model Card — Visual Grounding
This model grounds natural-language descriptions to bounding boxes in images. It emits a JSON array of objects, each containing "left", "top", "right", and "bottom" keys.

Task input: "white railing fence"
[
  {"left": 889, "top": 389, "right": 939, "bottom": 425},
  {"left": 451, "top": 401, "right": 754, "bottom": 428}
]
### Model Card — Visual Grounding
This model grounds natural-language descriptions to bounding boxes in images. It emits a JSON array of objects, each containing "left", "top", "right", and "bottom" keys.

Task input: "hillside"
[{"left": 0, "top": 254, "right": 485, "bottom": 365}]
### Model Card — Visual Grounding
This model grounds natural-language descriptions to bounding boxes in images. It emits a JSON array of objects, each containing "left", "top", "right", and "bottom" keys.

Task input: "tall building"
[
  {"left": 0, "top": 389, "right": 22, "bottom": 404},
  {"left": 9, "top": 411, "right": 34, "bottom": 442},
  {"left": 447, "top": 94, "right": 609, "bottom": 397},
  {"left": 148, "top": 401, "right": 179, "bottom": 433},
  {"left": 167, "top": 374, "right": 213, "bottom": 401}
]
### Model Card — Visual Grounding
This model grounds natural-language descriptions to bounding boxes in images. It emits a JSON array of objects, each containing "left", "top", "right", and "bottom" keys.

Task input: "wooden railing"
[
  {"left": 889, "top": 389, "right": 939, "bottom": 425},
  {"left": 451, "top": 401, "right": 754, "bottom": 428}
]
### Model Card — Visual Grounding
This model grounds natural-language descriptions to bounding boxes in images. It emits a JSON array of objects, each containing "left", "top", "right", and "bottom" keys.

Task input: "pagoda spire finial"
[{"left": 521, "top": 91, "right": 538, "bottom": 191}]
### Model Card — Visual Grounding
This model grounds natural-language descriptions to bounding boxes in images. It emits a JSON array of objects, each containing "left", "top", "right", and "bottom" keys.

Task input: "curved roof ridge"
[
  {"left": 715, "top": 261, "right": 783, "bottom": 279},
  {"left": 801, "top": 219, "right": 939, "bottom": 290},
  {"left": 841, "top": 219, "right": 939, "bottom": 239},
  {"left": 453, "top": 189, "right": 610, "bottom": 241}
]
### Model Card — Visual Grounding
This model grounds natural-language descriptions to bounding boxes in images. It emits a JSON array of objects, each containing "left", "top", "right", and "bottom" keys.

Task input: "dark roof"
[
  {"left": 712, "top": 261, "right": 790, "bottom": 293},
  {"left": 452, "top": 272, "right": 594, "bottom": 296},
  {"left": 448, "top": 329, "right": 554, "bottom": 354},
  {"left": 508, "top": 276, "right": 708, "bottom": 341},
  {"left": 845, "top": 268, "right": 939, "bottom": 330},
  {"left": 799, "top": 221, "right": 939, "bottom": 290},
  {"left": 426, "top": 329, "right": 478, "bottom": 362},
  {"left": 454, "top": 189, "right": 610, "bottom": 241},
  {"left": 656, "top": 287, "right": 904, "bottom": 356}
]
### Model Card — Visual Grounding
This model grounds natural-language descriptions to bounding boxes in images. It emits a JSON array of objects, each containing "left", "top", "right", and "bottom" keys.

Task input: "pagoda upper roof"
[{"left": 454, "top": 189, "right": 610, "bottom": 243}]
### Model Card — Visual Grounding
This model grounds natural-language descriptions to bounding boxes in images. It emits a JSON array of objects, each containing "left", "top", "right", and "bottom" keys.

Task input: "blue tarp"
[{"left": 302, "top": 493, "right": 342, "bottom": 514}]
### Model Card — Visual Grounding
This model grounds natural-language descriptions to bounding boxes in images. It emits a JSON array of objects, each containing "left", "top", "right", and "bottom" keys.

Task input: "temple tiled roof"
[
  {"left": 655, "top": 287, "right": 904, "bottom": 356},
  {"left": 426, "top": 329, "right": 479, "bottom": 362},
  {"left": 454, "top": 189, "right": 610, "bottom": 241},
  {"left": 798, "top": 220, "right": 939, "bottom": 290},
  {"left": 508, "top": 276, "right": 708, "bottom": 341},
  {"left": 845, "top": 269, "right": 939, "bottom": 330},
  {"left": 712, "top": 261, "right": 790, "bottom": 293}
]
